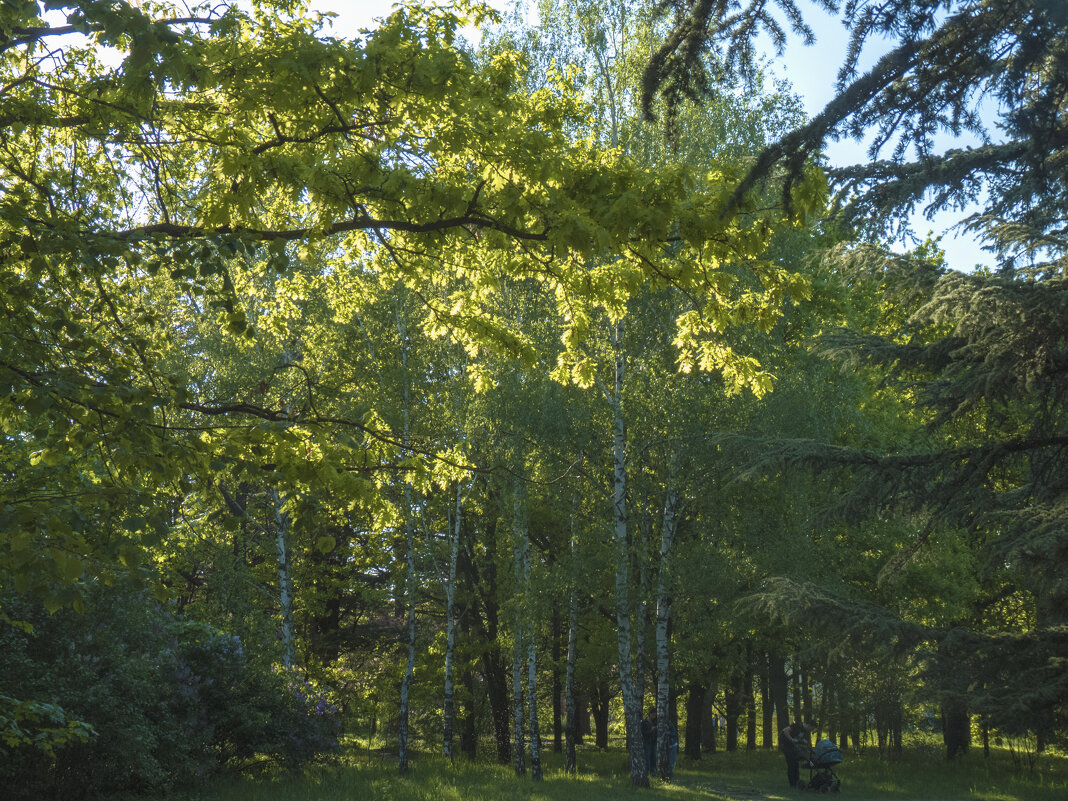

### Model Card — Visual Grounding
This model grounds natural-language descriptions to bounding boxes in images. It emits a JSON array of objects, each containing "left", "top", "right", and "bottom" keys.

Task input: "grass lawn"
[{"left": 170, "top": 740, "right": 1068, "bottom": 801}]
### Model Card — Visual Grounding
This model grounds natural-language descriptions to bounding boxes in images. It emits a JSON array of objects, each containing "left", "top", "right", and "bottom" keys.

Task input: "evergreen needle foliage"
[{"left": 644, "top": 0, "right": 1068, "bottom": 754}]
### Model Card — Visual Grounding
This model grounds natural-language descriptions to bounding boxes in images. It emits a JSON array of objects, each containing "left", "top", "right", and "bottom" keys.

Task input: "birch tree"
[
  {"left": 442, "top": 480, "right": 464, "bottom": 761},
  {"left": 2, "top": 2, "right": 826, "bottom": 782},
  {"left": 396, "top": 301, "right": 417, "bottom": 775},
  {"left": 511, "top": 487, "right": 527, "bottom": 777},
  {"left": 564, "top": 493, "right": 581, "bottom": 773},
  {"left": 271, "top": 488, "right": 296, "bottom": 670},
  {"left": 654, "top": 482, "right": 680, "bottom": 778},
  {"left": 607, "top": 320, "right": 649, "bottom": 785}
]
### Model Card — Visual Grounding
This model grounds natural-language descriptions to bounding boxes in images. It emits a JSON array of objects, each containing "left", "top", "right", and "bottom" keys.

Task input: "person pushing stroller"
[
  {"left": 780, "top": 720, "right": 814, "bottom": 788},
  {"left": 780, "top": 720, "right": 843, "bottom": 792}
]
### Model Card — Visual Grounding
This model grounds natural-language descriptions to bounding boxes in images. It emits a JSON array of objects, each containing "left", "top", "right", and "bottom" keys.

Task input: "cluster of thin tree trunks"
[{"left": 361, "top": 641, "right": 927, "bottom": 768}]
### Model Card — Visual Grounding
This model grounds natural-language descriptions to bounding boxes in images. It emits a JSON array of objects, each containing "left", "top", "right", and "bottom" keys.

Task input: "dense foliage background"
[{"left": 1, "top": 0, "right": 1065, "bottom": 797}]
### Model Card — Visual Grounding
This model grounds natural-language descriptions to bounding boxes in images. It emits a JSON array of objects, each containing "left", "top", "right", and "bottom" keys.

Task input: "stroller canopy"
[{"left": 812, "top": 739, "right": 843, "bottom": 767}]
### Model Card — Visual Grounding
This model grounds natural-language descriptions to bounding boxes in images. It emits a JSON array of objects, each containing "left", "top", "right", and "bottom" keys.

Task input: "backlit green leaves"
[{"left": 0, "top": 0, "right": 829, "bottom": 617}]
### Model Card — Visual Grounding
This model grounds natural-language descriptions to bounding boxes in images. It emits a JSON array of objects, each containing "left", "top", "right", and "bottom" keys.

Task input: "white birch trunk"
[
  {"left": 396, "top": 303, "right": 416, "bottom": 774},
  {"left": 655, "top": 486, "right": 680, "bottom": 779},
  {"left": 610, "top": 321, "right": 648, "bottom": 787},
  {"left": 525, "top": 523, "right": 542, "bottom": 780},
  {"left": 399, "top": 486, "right": 416, "bottom": 773},
  {"left": 443, "top": 481, "right": 462, "bottom": 760},
  {"left": 635, "top": 514, "right": 650, "bottom": 720},
  {"left": 443, "top": 357, "right": 468, "bottom": 762},
  {"left": 564, "top": 498, "right": 579, "bottom": 774},
  {"left": 512, "top": 488, "right": 526, "bottom": 776},
  {"left": 271, "top": 488, "right": 295, "bottom": 671}
]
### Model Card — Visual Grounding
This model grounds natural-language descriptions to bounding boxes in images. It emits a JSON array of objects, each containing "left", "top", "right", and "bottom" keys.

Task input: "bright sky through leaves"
[{"left": 313, "top": 0, "right": 987, "bottom": 271}]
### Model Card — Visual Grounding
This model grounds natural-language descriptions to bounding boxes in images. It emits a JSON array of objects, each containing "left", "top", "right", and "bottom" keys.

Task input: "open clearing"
[{"left": 173, "top": 742, "right": 1067, "bottom": 801}]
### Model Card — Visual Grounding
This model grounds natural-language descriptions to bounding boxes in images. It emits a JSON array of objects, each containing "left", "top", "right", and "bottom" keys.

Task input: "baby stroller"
[{"left": 800, "top": 739, "right": 842, "bottom": 793}]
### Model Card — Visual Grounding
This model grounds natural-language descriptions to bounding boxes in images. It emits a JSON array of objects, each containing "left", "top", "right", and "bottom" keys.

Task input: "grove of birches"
[{"left": 1, "top": 0, "right": 1066, "bottom": 796}]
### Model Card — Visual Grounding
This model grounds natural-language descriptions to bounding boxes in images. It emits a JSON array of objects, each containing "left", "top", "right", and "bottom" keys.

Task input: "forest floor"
[{"left": 170, "top": 739, "right": 1067, "bottom": 801}]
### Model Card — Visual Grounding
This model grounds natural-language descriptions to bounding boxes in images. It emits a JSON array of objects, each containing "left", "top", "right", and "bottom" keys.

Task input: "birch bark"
[
  {"left": 396, "top": 304, "right": 416, "bottom": 775},
  {"left": 609, "top": 321, "right": 648, "bottom": 787},
  {"left": 443, "top": 481, "right": 463, "bottom": 760},
  {"left": 271, "top": 488, "right": 295, "bottom": 671},
  {"left": 564, "top": 500, "right": 579, "bottom": 774},
  {"left": 635, "top": 514, "right": 650, "bottom": 727},
  {"left": 512, "top": 489, "right": 526, "bottom": 776},
  {"left": 398, "top": 485, "right": 416, "bottom": 774},
  {"left": 655, "top": 485, "right": 680, "bottom": 779},
  {"left": 524, "top": 528, "right": 542, "bottom": 780}
]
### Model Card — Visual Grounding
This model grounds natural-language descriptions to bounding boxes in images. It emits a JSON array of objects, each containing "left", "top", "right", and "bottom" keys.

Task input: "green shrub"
[{"left": 0, "top": 588, "right": 340, "bottom": 799}]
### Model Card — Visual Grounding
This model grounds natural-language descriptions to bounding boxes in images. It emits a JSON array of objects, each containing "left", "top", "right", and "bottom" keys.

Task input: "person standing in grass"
[{"left": 780, "top": 720, "right": 814, "bottom": 788}]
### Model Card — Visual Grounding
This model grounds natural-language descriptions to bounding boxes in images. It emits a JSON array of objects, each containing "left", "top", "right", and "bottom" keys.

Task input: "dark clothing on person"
[{"left": 780, "top": 721, "right": 811, "bottom": 788}]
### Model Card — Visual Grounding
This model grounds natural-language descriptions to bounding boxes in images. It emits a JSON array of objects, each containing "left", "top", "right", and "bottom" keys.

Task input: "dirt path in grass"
[
  {"left": 710, "top": 794, "right": 966, "bottom": 801},
  {"left": 689, "top": 781, "right": 965, "bottom": 801},
  {"left": 688, "top": 780, "right": 798, "bottom": 800}
]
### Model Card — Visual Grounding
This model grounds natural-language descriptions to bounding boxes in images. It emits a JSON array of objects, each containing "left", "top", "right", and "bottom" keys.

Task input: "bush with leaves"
[{"left": 0, "top": 587, "right": 340, "bottom": 799}]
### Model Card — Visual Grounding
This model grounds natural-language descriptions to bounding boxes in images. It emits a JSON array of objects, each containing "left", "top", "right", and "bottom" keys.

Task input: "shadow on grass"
[{"left": 170, "top": 741, "right": 1067, "bottom": 801}]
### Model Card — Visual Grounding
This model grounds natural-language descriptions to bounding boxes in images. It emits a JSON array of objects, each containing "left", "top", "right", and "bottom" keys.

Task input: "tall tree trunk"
[
  {"left": 769, "top": 650, "right": 789, "bottom": 735},
  {"left": 270, "top": 489, "right": 295, "bottom": 671},
  {"left": 460, "top": 608, "right": 478, "bottom": 761},
  {"left": 484, "top": 651, "right": 512, "bottom": 764},
  {"left": 655, "top": 485, "right": 679, "bottom": 779},
  {"left": 802, "top": 663, "right": 813, "bottom": 724},
  {"left": 309, "top": 558, "right": 341, "bottom": 665},
  {"left": 520, "top": 505, "right": 542, "bottom": 781},
  {"left": 512, "top": 626, "right": 526, "bottom": 774},
  {"left": 942, "top": 704, "right": 970, "bottom": 759},
  {"left": 938, "top": 632, "right": 971, "bottom": 760},
  {"left": 609, "top": 320, "right": 648, "bottom": 787},
  {"left": 442, "top": 482, "right": 463, "bottom": 761},
  {"left": 761, "top": 655, "right": 774, "bottom": 748},
  {"left": 552, "top": 609, "right": 562, "bottom": 754},
  {"left": 684, "top": 682, "right": 705, "bottom": 759},
  {"left": 791, "top": 654, "right": 802, "bottom": 722},
  {"left": 635, "top": 512, "right": 650, "bottom": 737},
  {"left": 512, "top": 500, "right": 526, "bottom": 776},
  {"left": 398, "top": 483, "right": 416, "bottom": 773},
  {"left": 454, "top": 484, "right": 511, "bottom": 764},
  {"left": 397, "top": 304, "right": 416, "bottom": 775},
  {"left": 527, "top": 619, "right": 542, "bottom": 780},
  {"left": 702, "top": 682, "right": 718, "bottom": 753},
  {"left": 825, "top": 680, "right": 837, "bottom": 746},
  {"left": 745, "top": 652, "right": 757, "bottom": 751},
  {"left": 725, "top": 676, "right": 740, "bottom": 752},
  {"left": 564, "top": 504, "right": 579, "bottom": 774},
  {"left": 462, "top": 503, "right": 512, "bottom": 765},
  {"left": 591, "top": 681, "right": 611, "bottom": 749},
  {"left": 575, "top": 688, "right": 589, "bottom": 743},
  {"left": 461, "top": 667, "right": 478, "bottom": 760},
  {"left": 890, "top": 701, "right": 903, "bottom": 757}
]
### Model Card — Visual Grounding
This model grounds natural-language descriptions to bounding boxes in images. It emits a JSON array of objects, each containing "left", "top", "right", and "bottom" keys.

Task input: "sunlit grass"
[{"left": 164, "top": 739, "right": 1068, "bottom": 801}]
